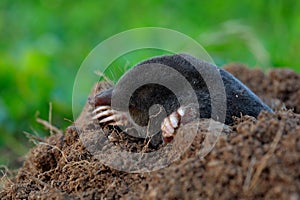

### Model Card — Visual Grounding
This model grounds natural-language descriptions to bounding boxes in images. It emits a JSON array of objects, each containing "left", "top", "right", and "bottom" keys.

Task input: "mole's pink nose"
[{"left": 94, "top": 88, "right": 113, "bottom": 106}]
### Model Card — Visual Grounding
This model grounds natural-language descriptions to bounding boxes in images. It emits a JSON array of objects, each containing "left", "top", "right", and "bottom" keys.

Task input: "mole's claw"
[
  {"left": 161, "top": 120, "right": 174, "bottom": 136},
  {"left": 92, "top": 114, "right": 100, "bottom": 120},
  {"left": 92, "top": 112, "right": 111, "bottom": 120},
  {"left": 161, "top": 105, "right": 198, "bottom": 143},
  {"left": 92, "top": 105, "right": 131, "bottom": 127},
  {"left": 93, "top": 109, "right": 115, "bottom": 119},
  {"left": 161, "top": 108, "right": 182, "bottom": 143},
  {"left": 92, "top": 105, "right": 111, "bottom": 114},
  {"left": 169, "top": 113, "right": 179, "bottom": 128},
  {"left": 99, "top": 115, "right": 116, "bottom": 124}
]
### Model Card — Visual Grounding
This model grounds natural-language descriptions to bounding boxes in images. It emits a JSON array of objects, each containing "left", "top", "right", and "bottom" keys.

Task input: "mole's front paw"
[
  {"left": 161, "top": 105, "right": 198, "bottom": 143},
  {"left": 92, "top": 106, "right": 130, "bottom": 126},
  {"left": 161, "top": 107, "right": 183, "bottom": 143}
]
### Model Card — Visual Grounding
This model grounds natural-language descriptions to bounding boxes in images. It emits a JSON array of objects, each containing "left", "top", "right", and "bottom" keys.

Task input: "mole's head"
[{"left": 90, "top": 87, "right": 113, "bottom": 107}]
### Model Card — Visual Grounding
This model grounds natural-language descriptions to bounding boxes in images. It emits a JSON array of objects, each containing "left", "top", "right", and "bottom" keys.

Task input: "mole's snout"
[{"left": 94, "top": 88, "right": 113, "bottom": 107}]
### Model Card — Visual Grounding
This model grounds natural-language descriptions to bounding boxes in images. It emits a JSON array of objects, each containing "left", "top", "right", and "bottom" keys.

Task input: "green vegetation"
[{"left": 0, "top": 0, "right": 299, "bottom": 168}]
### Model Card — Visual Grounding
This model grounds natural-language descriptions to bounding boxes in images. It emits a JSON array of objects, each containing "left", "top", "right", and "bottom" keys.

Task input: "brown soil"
[{"left": 1, "top": 65, "right": 300, "bottom": 200}]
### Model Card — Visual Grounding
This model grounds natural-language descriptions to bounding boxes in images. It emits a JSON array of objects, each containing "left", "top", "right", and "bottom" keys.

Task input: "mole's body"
[{"left": 90, "top": 54, "right": 272, "bottom": 143}]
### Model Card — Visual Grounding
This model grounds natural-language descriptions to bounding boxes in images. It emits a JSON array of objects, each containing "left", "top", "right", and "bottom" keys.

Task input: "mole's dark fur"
[{"left": 92, "top": 54, "right": 272, "bottom": 126}]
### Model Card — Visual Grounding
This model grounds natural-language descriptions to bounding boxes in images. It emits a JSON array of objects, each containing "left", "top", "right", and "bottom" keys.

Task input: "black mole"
[{"left": 90, "top": 54, "right": 272, "bottom": 143}]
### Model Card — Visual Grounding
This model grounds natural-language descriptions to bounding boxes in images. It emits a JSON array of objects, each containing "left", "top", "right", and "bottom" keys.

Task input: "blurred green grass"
[{"left": 0, "top": 0, "right": 299, "bottom": 168}]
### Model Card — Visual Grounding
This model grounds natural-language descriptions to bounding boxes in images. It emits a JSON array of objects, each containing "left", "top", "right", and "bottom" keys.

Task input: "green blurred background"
[{"left": 0, "top": 0, "right": 299, "bottom": 168}]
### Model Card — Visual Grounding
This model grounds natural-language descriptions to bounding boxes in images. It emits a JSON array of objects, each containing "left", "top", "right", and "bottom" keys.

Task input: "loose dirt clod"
[{"left": 1, "top": 65, "right": 300, "bottom": 199}]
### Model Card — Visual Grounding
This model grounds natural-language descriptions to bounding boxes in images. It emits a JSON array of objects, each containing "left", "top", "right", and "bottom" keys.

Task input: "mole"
[{"left": 89, "top": 54, "right": 272, "bottom": 143}]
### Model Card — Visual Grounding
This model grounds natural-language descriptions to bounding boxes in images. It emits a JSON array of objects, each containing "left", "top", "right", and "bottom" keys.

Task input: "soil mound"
[{"left": 1, "top": 65, "right": 300, "bottom": 199}]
